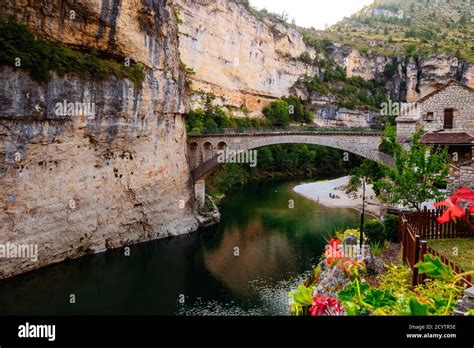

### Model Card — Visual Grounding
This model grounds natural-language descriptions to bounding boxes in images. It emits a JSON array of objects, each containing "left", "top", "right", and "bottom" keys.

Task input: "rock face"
[
  {"left": 175, "top": 0, "right": 317, "bottom": 116},
  {"left": 176, "top": 0, "right": 474, "bottom": 122},
  {"left": 306, "top": 95, "right": 381, "bottom": 129},
  {"left": 0, "top": 0, "right": 199, "bottom": 279},
  {"left": 393, "top": 55, "right": 474, "bottom": 103}
]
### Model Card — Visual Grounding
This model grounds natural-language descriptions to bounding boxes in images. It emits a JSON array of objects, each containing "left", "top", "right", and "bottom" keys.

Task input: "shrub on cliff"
[
  {"left": 262, "top": 99, "right": 290, "bottom": 126},
  {"left": 0, "top": 17, "right": 145, "bottom": 85}
]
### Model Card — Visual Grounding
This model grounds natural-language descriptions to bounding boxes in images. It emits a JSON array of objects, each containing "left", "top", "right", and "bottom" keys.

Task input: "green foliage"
[
  {"left": 377, "top": 128, "right": 450, "bottom": 212},
  {"left": 185, "top": 98, "right": 265, "bottom": 135},
  {"left": 298, "top": 60, "right": 388, "bottom": 111},
  {"left": 414, "top": 279, "right": 464, "bottom": 315},
  {"left": 337, "top": 259, "right": 465, "bottom": 316},
  {"left": 207, "top": 143, "right": 361, "bottom": 196},
  {"left": 379, "top": 124, "right": 397, "bottom": 156},
  {"left": 363, "top": 219, "right": 386, "bottom": 245},
  {"left": 335, "top": 228, "right": 360, "bottom": 242},
  {"left": 338, "top": 280, "right": 397, "bottom": 315},
  {"left": 370, "top": 241, "right": 385, "bottom": 256},
  {"left": 262, "top": 99, "right": 290, "bottom": 126},
  {"left": 378, "top": 263, "right": 412, "bottom": 298},
  {"left": 319, "top": 0, "right": 474, "bottom": 64},
  {"left": 0, "top": 17, "right": 145, "bottom": 85},
  {"left": 349, "top": 159, "right": 385, "bottom": 194},
  {"left": 289, "top": 285, "right": 314, "bottom": 315},
  {"left": 206, "top": 164, "right": 249, "bottom": 196},
  {"left": 281, "top": 96, "right": 313, "bottom": 123},
  {"left": 415, "top": 254, "right": 455, "bottom": 283},
  {"left": 383, "top": 214, "right": 399, "bottom": 242}
]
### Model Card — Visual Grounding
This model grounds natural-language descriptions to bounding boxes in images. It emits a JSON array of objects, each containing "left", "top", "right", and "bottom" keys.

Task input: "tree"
[
  {"left": 282, "top": 96, "right": 313, "bottom": 123},
  {"left": 349, "top": 159, "right": 385, "bottom": 194},
  {"left": 376, "top": 129, "right": 450, "bottom": 212},
  {"left": 262, "top": 99, "right": 290, "bottom": 126}
]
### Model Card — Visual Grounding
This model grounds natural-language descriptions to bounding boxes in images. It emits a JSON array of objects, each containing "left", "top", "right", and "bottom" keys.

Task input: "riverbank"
[{"left": 293, "top": 176, "right": 381, "bottom": 217}]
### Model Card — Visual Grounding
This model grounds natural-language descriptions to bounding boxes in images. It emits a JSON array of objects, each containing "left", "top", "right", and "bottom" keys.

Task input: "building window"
[
  {"left": 425, "top": 112, "right": 434, "bottom": 121},
  {"left": 444, "top": 108, "right": 454, "bottom": 129}
]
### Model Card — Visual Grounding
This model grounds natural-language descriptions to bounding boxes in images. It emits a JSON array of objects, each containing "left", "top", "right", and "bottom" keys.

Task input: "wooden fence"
[{"left": 399, "top": 208, "right": 473, "bottom": 287}]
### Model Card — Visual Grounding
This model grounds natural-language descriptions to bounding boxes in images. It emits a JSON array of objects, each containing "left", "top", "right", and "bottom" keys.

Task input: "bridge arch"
[
  {"left": 189, "top": 142, "right": 200, "bottom": 169},
  {"left": 190, "top": 133, "right": 394, "bottom": 182},
  {"left": 188, "top": 132, "right": 394, "bottom": 208},
  {"left": 202, "top": 142, "right": 214, "bottom": 162},
  {"left": 217, "top": 141, "right": 228, "bottom": 151}
]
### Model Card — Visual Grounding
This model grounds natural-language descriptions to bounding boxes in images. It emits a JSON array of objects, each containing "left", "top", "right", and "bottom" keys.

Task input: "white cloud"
[{"left": 249, "top": 0, "right": 374, "bottom": 29}]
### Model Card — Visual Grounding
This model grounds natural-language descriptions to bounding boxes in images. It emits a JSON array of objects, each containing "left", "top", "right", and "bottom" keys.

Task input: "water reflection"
[{"left": 0, "top": 180, "right": 361, "bottom": 316}]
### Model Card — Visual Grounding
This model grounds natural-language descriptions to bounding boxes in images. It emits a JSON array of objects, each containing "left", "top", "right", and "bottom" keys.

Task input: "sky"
[{"left": 249, "top": 0, "right": 374, "bottom": 29}]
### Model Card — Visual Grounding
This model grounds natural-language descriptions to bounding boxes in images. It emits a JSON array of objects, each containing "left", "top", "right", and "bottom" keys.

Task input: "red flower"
[
  {"left": 435, "top": 201, "right": 466, "bottom": 224},
  {"left": 309, "top": 294, "right": 345, "bottom": 316},
  {"left": 450, "top": 187, "right": 474, "bottom": 205},
  {"left": 324, "top": 238, "right": 343, "bottom": 265},
  {"left": 435, "top": 187, "right": 474, "bottom": 224}
]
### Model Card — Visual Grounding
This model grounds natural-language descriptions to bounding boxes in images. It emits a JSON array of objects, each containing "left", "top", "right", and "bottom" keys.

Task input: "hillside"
[{"left": 320, "top": 0, "right": 474, "bottom": 63}]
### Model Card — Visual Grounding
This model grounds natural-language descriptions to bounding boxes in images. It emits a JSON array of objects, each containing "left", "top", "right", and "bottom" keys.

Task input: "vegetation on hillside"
[
  {"left": 296, "top": 59, "right": 389, "bottom": 110},
  {"left": 185, "top": 93, "right": 314, "bottom": 134},
  {"left": 0, "top": 17, "right": 145, "bottom": 84},
  {"left": 321, "top": 0, "right": 474, "bottom": 63}
]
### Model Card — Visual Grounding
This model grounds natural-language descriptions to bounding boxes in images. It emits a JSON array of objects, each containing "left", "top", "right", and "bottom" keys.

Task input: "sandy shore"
[{"left": 293, "top": 176, "right": 381, "bottom": 217}]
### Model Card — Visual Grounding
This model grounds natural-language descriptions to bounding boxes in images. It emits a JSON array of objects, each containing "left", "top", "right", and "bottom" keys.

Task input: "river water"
[{"left": 0, "top": 180, "right": 361, "bottom": 316}]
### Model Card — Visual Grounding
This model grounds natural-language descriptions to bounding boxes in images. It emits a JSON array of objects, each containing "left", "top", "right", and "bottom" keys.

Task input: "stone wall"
[
  {"left": 395, "top": 118, "right": 418, "bottom": 143},
  {"left": 449, "top": 161, "right": 474, "bottom": 190},
  {"left": 418, "top": 83, "right": 474, "bottom": 133}
]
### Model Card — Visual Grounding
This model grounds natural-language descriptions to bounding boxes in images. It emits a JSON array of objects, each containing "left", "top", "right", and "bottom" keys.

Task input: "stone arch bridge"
[{"left": 188, "top": 131, "right": 394, "bottom": 208}]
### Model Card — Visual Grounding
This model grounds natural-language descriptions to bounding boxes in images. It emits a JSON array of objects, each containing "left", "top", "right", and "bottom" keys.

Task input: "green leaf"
[
  {"left": 289, "top": 285, "right": 314, "bottom": 307},
  {"left": 342, "top": 301, "right": 360, "bottom": 316},
  {"left": 408, "top": 298, "right": 430, "bottom": 316},
  {"left": 415, "top": 254, "right": 455, "bottom": 282},
  {"left": 364, "top": 288, "right": 397, "bottom": 308}
]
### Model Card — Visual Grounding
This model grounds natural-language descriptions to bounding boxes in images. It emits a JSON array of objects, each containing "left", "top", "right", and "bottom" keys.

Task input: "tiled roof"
[
  {"left": 420, "top": 132, "right": 474, "bottom": 145},
  {"left": 418, "top": 80, "right": 474, "bottom": 103}
]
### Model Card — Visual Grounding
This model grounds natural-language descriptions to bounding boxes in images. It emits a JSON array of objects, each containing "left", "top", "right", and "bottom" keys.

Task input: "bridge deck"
[{"left": 189, "top": 131, "right": 383, "bottom": 138}]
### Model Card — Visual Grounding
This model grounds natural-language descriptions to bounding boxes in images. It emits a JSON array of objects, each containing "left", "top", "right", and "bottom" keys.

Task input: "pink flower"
[{"left": 309, "top": 294, "right": 345, "bottom": 316}]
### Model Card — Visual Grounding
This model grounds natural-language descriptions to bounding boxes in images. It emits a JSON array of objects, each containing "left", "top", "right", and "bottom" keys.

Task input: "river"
[{"left": 0, "top": 179, "right": 362, "bottom": 316}]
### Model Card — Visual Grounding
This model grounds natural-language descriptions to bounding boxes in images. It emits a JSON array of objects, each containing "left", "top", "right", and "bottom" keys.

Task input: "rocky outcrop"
[
  {"left": 176, "top": 0, "right": 474, "bottom": 121},
  {"left": 0, "top": 0, "right": 199, "bottom": 279},
  {"left": 175, "top": 0, "right": 318, "bottom": 116},
  {"left": 389, "top": 54, "right": 474, "bottom": 102}
]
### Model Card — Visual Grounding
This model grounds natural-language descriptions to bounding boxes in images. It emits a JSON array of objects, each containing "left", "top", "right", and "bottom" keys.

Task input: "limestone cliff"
[
  {"left": 175, "top": 0, "right": 317, "bottom": 117},
  {"left": 176, "top": 0, "right": 474, "bottom": 123},
  {"left": 0, "top": 0, "right": 198, "bottom": 279}
]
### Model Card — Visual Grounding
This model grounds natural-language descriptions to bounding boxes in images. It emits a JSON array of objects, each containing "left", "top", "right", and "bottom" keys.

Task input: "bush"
[
  {"left": 0, "top": 17, "right": 145, "bottom": 85},
  {"left": 383, "top": 214, "right": 399, "bottom": 242},
  {"left": 262, "top": 99, "right": 290, "bottom": 126},
  {"left": 363, "top": 219, "right": 386, "bottom": 245}
]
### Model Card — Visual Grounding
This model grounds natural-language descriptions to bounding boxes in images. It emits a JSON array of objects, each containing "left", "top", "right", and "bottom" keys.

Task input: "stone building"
[{"left": 396, "top": 80, "right": 474, "bottom": 188}]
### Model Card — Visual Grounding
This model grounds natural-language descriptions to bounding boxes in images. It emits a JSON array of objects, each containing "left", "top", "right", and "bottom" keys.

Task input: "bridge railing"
[{"left": 188, "top": 125, "right": 383, "bottom": 136}]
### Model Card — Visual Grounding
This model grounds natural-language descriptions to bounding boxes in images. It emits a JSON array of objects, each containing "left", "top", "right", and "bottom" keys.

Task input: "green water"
[{"left": 0, "top": 180, "right": 361, "bottom": 316}]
